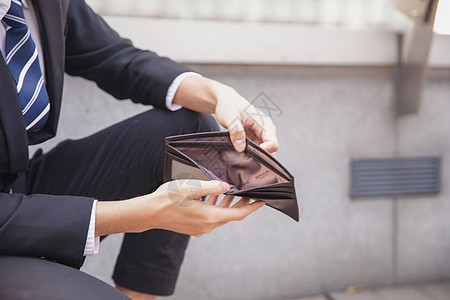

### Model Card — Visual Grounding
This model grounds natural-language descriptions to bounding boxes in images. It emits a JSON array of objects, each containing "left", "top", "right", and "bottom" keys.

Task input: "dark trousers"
[{"left": 4, "top": 108, "right": 219, "bottom": 298}]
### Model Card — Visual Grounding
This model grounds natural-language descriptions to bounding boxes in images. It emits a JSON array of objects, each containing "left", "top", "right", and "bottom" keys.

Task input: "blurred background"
[{"left": 31, "top": 0, "right": 450, "bottom": 299}]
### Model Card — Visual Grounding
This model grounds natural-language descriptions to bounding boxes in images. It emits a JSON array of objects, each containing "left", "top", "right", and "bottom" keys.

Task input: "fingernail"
[
  {"left": 222, "top": 182, "right": 230, "bottom": 192},
  {"left": 236, "top": 139, "right": 245, "bottom": 151}
]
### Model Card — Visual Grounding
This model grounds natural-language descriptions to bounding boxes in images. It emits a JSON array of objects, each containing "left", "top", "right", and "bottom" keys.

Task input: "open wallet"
[{"left": 163, "top": 131, "right": 299, "bottom": 221}]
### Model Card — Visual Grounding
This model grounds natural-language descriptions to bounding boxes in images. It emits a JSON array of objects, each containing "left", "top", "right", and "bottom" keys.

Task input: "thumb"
[
  {"left": 227, "top": 120, "right": 246, "bottom": 152},
  {"left": 199, "top": 180, "right": 231, "bottom": 197}
]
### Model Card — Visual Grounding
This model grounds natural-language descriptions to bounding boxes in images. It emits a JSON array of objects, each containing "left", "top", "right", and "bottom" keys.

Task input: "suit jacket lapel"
[
  {"left": 32, "top": 0, "right": 65, "bottom": 104},
  {"left": 29, "top": 0, "right": 68, "bottom": 143},
  {"left": 0, "top": 56, "right": 29, "bottom": 173},
  {"left": 0, "top": 0, "right": 69, "bottom": 172}
]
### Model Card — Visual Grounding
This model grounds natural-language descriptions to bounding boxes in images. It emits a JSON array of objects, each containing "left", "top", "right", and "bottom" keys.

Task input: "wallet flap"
[{"left": 261, "top": 198, "right": 299, "bottom": 221}]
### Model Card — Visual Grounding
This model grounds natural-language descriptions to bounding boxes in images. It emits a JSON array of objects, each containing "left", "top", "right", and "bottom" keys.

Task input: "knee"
[
  {"left": 132, "top": 108, "right": 219, "bottom": 143},
  {"left": 168, "top": 109, "right": 219, "bottom": 133},
  {"left": 196, "top": 111, "right": 220, "bottom": 132}
]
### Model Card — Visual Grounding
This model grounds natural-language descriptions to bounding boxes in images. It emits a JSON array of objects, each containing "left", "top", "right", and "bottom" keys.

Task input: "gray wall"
[{"left": 32, "top": 66, "right": 450, "bottom": 299}]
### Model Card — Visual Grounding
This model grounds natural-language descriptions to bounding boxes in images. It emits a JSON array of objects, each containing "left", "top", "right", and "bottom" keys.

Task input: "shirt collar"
[
  {"left": 0, "top": 0, "right": 30, "bottom": 21},
  {"left": 22, "top": 0, "right": 29, "bottom": 9},
  {"left": 0, "top": 1, "right": 11, "bottom": 21}
]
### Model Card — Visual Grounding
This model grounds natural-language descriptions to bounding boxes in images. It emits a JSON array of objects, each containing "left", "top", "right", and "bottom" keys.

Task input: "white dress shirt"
[{"left": 0, "top": 0, "right": 201, "bottom": 256}]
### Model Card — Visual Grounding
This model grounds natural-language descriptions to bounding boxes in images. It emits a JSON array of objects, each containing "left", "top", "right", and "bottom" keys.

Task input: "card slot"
[
  {"left": 166, "top": 153, "right": 210, "bottom": 181},
  {"left": 166, "top": 147, "right": 222, "bottom": 182},
  {"left": 166, "top": 131, "right": 230, "bottom": 143},
  {"left": 168, "top": 140, "right": 232, "bottom": 146},
  {"left": 236, "top": 189, "right": 293, "bottom": 197},
  {"left": 237, "top": 180, "right": 293, "bottom": 194},
  {"left": 243, "top": 187, "right": 293, "bottom": 194},
  {"left": 226, "top": 182, "right": 294, "bottom": 197},
  {"left": 249, "top": 184, "right": 292, "bottom": 190},
  {"left": 232, "top": 188, "right": 293, "bottom": 197},
  {"left": 240, "top": 189, "right": 294, "bottom": 196},
  {"left": 168, "top": 146, "right": 235, "bottom": 183},
  {"left": 243, "top": 181, "right": 292, "bottom": 190},
  {"left": 166, "top": 148, "right": 196, "bottom": 166},
  {"left": 233, "top": 193, "right": 294, "bottom": 200},
  {"left": 168, "top": 141, "right": 235, "bottom": 150}
]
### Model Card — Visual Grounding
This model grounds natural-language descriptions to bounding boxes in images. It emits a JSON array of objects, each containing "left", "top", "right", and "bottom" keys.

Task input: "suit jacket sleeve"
[
  {"left": 0, "top": 192, "right": 94, "bottom": 269},
  {"left": 64, "top": 0, "right": 192, "bottom": 109}
]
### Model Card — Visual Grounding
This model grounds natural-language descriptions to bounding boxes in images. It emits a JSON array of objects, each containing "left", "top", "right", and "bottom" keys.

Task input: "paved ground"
[{"left": 295, "top": 280, "right": 450, "bottom": 300}]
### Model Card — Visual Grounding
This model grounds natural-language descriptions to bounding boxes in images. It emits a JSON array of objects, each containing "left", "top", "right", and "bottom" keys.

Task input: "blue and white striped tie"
[{"left": 3, "top": 0, "right": 50, "bottom": 132}]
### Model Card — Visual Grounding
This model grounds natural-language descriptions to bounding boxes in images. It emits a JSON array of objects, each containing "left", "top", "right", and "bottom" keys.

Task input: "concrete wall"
[
  {"left": 102, "top": 17, "right": 450, "bottom": 67},
  {"left": 31, "top": 66, "right": 450, "bottom": 299}
]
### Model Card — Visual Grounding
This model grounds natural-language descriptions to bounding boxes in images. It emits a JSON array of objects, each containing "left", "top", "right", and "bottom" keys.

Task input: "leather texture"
[{"left": 164, "top": 131, "right": 299, "bottom": 221}]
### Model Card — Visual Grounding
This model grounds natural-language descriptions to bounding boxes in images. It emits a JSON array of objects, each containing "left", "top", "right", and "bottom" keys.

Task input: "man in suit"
[{"left": 0, "top": 0, "right": 278, "bottom": 299}]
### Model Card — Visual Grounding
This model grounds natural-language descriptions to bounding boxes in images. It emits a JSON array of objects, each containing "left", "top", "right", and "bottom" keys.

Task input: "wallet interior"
[{"left": 164, "top": 132, "right": 299, "bottom": 221}]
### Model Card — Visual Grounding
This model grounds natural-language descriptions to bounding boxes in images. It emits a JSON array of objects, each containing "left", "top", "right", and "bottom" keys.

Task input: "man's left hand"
[{"left": 173, "top": 76, "right": 279, "bottom": 154}]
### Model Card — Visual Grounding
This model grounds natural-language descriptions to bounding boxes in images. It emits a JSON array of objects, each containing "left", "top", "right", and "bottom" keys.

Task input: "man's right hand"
[{"left": 95, "top": 180, "right": 265, "bottom": 237}]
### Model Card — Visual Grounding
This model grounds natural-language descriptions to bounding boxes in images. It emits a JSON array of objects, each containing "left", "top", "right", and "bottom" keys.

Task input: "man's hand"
[
  {"left": 173, "top": 76, "right": 279, "bottom": 154},
  {"left": 95, "top": 180, "right": 265, "bottom": 237}
]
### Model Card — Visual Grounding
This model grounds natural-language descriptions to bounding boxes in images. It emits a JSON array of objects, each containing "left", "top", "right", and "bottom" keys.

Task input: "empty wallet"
[{"left": 163, "top": 131, "right": 299, "bottom": 221}]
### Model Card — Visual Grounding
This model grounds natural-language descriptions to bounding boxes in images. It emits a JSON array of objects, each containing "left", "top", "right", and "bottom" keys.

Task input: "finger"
[
  {"left": 174, "top": 180, "right": 229, "bottom": 199},
  {"left": 227, "top": 120, "right": 246, "bottom": 152},
  {"left": 259, "top": 140, "right": 279, "bottom": 154},
  {"left": 259, "top": 127, "right": 279, "bottom": 154},
  {"left": 196, "top": 180, "right": 230, "bottom": 197},
  {"left": 242, "top": 112, "right": 279, "bottom": 154},
  {"left": 219, "top": 195, "right": 235, "bottom": 208},
  {"left": 205, "top": 195, "right": 219, "bottom": 205},
  {"left": 232, "top": 197, "right": 251, "bottom": 208},
  {"left": 219, "top": 201, "right": 265, "bottom": 222}
]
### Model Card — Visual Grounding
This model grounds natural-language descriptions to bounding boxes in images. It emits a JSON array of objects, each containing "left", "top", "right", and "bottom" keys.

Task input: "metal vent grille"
[{"left": 351, "top": 157, "right": 440, "bottom": 198}]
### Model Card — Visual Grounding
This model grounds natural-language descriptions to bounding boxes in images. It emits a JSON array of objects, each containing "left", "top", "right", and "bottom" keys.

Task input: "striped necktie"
[{"left": 3, "top": 0, "right": 50, "bottom": 132}]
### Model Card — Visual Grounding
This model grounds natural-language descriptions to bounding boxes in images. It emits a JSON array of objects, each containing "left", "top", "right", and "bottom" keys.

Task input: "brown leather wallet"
[{"left": 163, "top": 131, "right": 299, "bottom": 221}]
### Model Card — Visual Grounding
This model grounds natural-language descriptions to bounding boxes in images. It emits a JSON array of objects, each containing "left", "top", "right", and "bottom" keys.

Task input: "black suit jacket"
[{"left": 0, "top": 0, "right": 191, "bottom": 268}]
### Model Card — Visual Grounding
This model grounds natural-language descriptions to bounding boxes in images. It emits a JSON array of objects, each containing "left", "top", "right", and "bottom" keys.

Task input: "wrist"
[
  {"left": 173, "top": 76, "right": 235, "bottom": 114},
  {"left": 128, "top": 193, "right": 168, "bottom": 232},
  {"left": 95, "top": 196, "right": 160, "bottom": 236},
  {"left": 206, "top": 78, "right": 235, "bottom": 103}
]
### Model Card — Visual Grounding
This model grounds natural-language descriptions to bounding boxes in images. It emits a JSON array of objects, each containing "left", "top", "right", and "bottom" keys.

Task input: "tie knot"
[{"left": 3, "top": 1, "right": 26, "bottom": 28}]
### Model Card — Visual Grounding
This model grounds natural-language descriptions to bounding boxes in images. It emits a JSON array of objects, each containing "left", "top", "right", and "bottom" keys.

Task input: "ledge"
[{"left": 105, "top": 16, "right": 450, "bottom": 68}]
